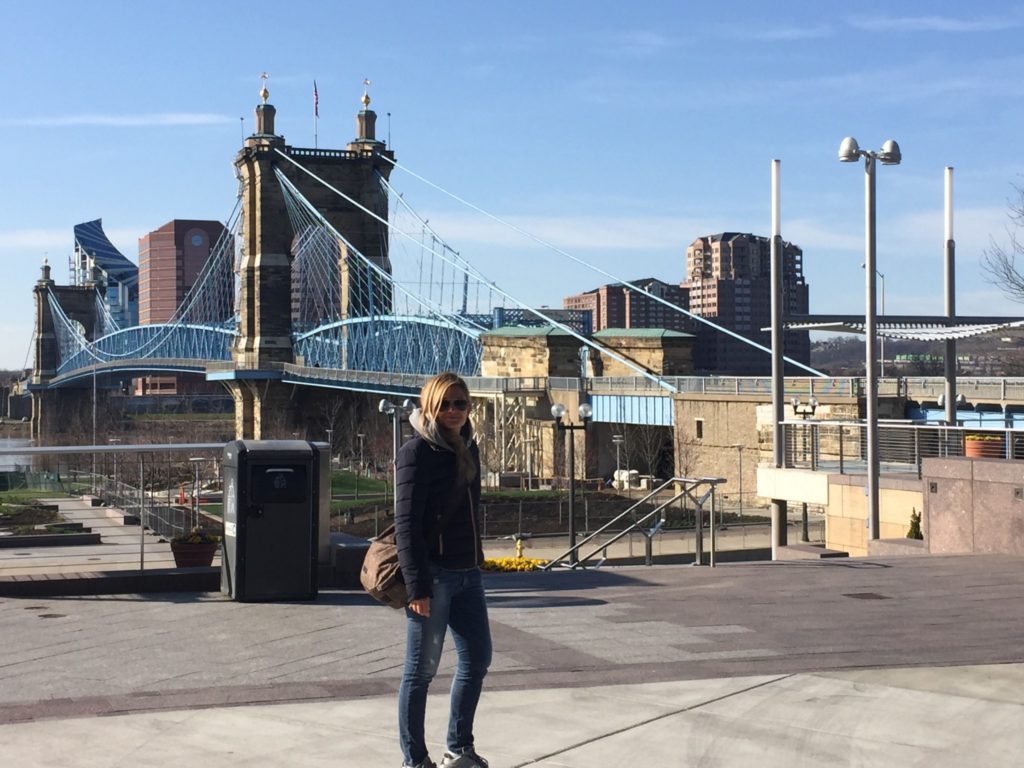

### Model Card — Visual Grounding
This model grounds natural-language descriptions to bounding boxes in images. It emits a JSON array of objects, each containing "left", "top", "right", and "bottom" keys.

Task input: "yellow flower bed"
[{"left": 481, "top": 556, "right": 548, "bottom": 572}]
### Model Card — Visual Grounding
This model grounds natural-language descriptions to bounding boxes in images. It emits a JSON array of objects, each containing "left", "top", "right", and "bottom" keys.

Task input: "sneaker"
[
  {"left": 440, "top": 748, "right": 489, "bottom": 768},
  {"left": 402, "top": 760, "right": 437, "bottom": 768}
]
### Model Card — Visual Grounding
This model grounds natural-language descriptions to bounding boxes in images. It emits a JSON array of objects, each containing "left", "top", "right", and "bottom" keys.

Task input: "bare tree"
[
  {"left": 674, "top": 428, "right": 700, "bottom": 480},
  {"left": 626, "top": 424, "right": 670, "bottom": 478},
  {"left": 981, "top": 183, "right": 1024, "bottom": 301}
]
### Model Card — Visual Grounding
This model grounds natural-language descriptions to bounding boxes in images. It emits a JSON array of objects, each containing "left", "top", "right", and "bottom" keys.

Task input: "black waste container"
[{"left": 221, "top": 440, "right": 321, "bottom": 601}]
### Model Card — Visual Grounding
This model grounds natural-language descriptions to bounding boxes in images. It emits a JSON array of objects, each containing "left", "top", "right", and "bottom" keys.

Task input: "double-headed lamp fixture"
[
  {"left": 838, "top": 137, "right": 902, "bottom": 166},
  {"left": 551, "top": 402, "right": 592, "bottom": 425}
]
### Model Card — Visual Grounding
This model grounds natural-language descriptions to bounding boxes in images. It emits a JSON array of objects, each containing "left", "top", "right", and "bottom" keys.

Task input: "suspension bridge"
[{"left": 25, "top": 86, "right": 820, "bottom": 443}]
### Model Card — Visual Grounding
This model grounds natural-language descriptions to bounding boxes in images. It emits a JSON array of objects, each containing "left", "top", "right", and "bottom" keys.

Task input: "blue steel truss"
[
  {"left": 41, "top": 158, "right": 569, "bottom": 385},
  {"left": 295, "top": 316, "right": 480, "bottom": 375},
  {"left": 57, "top": 324, "right": 235, "bottom": 375}
]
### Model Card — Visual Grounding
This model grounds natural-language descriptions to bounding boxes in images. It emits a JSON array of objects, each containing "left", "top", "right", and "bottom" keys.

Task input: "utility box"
[{"left": 221, "top": 440, "right": 321, "bottom": 602}]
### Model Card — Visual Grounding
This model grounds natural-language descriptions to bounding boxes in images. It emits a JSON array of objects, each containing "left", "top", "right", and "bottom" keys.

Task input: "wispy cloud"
[
  {"left": 605, "top": 30, "right": 677, "bottom": 57},
  {"left": 0, "top": 113, "right": 236, "bottom": 128},
  {"left": 0, "top": 229, "right": 69, "bottom": 250},
  {"left": 416, "top": 211, "right": 694, "bottom": 252},
  {"left": 0, "top": 226, "right": 144, "bottom": 258},
  {"left": 715, "top": 22, "right": 833, "bottom": 41},
  {"left": 787, "top": 218, "right": 864, "bottom": 253},
  {"left": 846, "top": 14, "right": 1024, "bottom": 33}
]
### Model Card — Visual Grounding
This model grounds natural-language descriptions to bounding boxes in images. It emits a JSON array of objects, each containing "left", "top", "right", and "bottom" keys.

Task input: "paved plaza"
[{"left": 0, "top": 550, "right": 1022, "bottom": 766}]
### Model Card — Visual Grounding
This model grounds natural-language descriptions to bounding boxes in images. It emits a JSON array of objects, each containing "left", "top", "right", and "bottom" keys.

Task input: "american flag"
[{"left": 313, "top": 80, "right": 319, "bottom": 118}]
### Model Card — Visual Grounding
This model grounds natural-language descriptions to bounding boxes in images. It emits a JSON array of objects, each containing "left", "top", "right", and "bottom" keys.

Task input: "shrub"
[{"left": 907, "top": 509, "right": 923, "bottom": 540}]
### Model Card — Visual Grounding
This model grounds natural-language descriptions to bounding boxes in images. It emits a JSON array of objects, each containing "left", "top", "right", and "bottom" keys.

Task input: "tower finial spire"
[
  {"left": 361, "top": 78, "right": 371, "bottom": 108},
  {"left": 260, "top": 72, "right": 270, "bottom": 104}
]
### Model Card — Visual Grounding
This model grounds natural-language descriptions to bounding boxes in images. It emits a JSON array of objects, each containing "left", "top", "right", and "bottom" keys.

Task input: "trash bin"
[{"left": 221, "top": 440, "right": 321, "bottom": 601}]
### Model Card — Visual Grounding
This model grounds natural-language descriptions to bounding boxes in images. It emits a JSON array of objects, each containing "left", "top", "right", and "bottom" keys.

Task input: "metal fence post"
[
  {"left": 915, "top": 430, "right": 922, "bottom": 478},
  {"left": 138, "top": 453, "right": 145, "bottom": 572},
  {"left": 708, "top": 486, "right": 717, "bottom": 568},
  {"left": 811, "top": 423, "right": 819, "bottom": 472},
  {"left": 693, "top": 494, "right": 704, "bottom": 566}
]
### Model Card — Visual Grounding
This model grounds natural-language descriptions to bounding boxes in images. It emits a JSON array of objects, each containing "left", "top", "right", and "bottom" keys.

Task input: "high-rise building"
[
  {"left": 563, "top": 278, "right": 690, "bottom": 333},
  {"left": 137, "top": 220, "right": 228, "bottom": 395},
  {"left": 684, "top": 232, "right": 809, "bottom": 374},
  {"left": 72, "top": 219, "right": 139, "bottom": 328}
]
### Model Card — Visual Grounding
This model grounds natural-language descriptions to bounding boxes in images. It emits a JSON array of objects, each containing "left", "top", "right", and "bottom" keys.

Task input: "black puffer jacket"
[{"left": 394, "top": 424, "right": 483, "bottom": 601}]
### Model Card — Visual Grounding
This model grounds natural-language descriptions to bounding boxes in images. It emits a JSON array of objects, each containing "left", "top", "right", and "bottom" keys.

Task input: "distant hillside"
[{"left": 811, "top": 334, "right": 1024, "bottom": 377}]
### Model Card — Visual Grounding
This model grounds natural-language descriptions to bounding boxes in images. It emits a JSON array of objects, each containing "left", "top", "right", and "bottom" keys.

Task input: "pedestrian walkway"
[
  {"left": 0, "top": 497, "right": 217, "bottom": 576},
  {"left": 0, "top": 553, "right": 1022, "bottom": 765}
]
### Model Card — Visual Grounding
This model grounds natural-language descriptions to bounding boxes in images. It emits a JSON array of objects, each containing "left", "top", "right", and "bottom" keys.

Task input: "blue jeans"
[{"left": 398, "top": 565, "right": 491, "bottom": 765}]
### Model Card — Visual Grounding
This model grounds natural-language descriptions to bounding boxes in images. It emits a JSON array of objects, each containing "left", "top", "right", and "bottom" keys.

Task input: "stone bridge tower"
[
  {"left": 30, "top": 261, "right": 103, "bottom": 439},
  {"left": 228, "top": 80, "right": 395, "bottom": 438}
]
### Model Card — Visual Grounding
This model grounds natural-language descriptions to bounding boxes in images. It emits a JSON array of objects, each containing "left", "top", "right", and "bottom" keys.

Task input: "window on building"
[{"left": 695, "top": 419, "right": 704, "bottom": 440}]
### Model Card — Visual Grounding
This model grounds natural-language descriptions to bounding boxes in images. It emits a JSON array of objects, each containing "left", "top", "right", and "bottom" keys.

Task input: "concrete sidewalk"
[{"left": 1, "top": 555, "right": 1022, "bottom": 766}]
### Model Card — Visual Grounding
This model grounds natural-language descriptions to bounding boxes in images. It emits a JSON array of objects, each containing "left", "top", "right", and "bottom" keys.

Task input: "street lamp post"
[
  {"left": 552, "top": 401, "right": 592, "bottom": 567},
  {"left": 862, "top": 264, "right": 886, "bottom": 377},
  {"left": 188, "top": 456, "right": 204, "bottom": 532},
  {"left": 839, "top": 136, "right": 901, "bottom": 541},
  {"left": 379, "top": 399, "right": 414, "bottom": 518},
  {"left": 108, "top": 438, "right": 121, "bottom": 506}
]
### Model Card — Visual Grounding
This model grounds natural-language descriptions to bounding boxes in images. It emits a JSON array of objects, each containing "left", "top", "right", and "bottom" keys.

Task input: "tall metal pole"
[
  {"left": 879, "top": 272, "right": 886, "bottom": 378},
  {"left": 566, "top": 426, "right": 577, "bottom": 566},
  {"left": 944, "top": 167, "right": 957, "bottom": 426},
  {"left": 138, "top": 454, "right": 145, "bottom": 572},
  {"left": 769, "top": 159, "right": 787, "bottom": 558},
  {"left": 391, "top": 415, "right": 401, "bottom": 518},
  {"left": 92, "top": 366, "right": 97, "bottom": 494},
  {"left": 864, "top": 155, "right": 881, "bottom": 540}
]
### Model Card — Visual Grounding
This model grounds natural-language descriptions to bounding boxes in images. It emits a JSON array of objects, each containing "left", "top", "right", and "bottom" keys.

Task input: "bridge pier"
[{"left": 226, "top": 380, "right": 298, "bottom": 441}]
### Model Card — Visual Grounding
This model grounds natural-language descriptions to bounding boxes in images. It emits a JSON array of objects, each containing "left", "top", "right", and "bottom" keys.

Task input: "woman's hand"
[{"left": 409, "top": 597, "right": 431, "bottom": 617}]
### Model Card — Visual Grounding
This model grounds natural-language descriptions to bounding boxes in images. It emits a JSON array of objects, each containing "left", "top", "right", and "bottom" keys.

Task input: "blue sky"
[{"left": 2, "top": 1, "right": 1024, "bottom": 369}]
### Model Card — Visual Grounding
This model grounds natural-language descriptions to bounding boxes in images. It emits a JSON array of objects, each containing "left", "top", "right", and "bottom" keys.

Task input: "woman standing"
[{"left": 395, "top": 372, "right": 491, "bottom": 768}]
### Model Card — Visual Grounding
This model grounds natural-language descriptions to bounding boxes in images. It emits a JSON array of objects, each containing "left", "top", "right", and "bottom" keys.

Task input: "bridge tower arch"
[
  {"left": 30, "top": 260, "right": 103, "bottom": 439},
  {"left": 228, "top": 82, "right": 395, "bottom": 438}
]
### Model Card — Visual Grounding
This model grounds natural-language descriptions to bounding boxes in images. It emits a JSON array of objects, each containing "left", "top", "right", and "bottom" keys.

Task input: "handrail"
[{"left": 542, "top": 476, "right": 727, "bottom": 570}]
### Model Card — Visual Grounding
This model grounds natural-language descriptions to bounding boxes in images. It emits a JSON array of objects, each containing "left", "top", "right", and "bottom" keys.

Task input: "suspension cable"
[
  {"left": 377, "top": 154, "right": 825, "bottom": 377},
  {"left": 274, "top": 149, "right": 679, "bottom": 392}
]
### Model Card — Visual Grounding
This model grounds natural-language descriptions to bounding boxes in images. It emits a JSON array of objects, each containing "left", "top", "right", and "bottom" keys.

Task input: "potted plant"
[
  {"left": 964, "top": 433, "right": 1004, "bottom": 459},
  {"left": 170, "top": 526, "right": 221, "bottom": 568}
]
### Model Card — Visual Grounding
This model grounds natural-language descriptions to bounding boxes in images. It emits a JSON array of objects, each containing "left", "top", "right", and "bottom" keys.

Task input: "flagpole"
[{"left": 313, "top": 80, "right": 319, "bottom": 148}]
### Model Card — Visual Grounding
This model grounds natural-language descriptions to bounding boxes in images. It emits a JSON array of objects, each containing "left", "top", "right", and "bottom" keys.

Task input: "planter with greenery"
[
  {"left": 964, "top": 433, "right": 1004, "bottom": 458},
  {"left": 170, "top": 527, "right": 221, "bottom": 568}
]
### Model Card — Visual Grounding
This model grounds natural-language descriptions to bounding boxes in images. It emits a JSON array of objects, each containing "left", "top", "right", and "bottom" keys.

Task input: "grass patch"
[
  {"left": 330, "top": 470, "right": 389, "bottom": 496},
  {"left": 0, "top": 490, "right": 65, "bottom": 503}
]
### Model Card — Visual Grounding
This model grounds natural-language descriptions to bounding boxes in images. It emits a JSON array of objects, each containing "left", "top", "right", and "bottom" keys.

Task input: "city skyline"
[{"left": 2, "top": 2, "right": 1024, "bottom": 369}]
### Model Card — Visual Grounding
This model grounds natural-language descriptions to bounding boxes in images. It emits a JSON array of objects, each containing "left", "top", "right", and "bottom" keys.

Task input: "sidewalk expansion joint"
[{"left": 509, "top": 674, "right": 794, "bottom": 768}]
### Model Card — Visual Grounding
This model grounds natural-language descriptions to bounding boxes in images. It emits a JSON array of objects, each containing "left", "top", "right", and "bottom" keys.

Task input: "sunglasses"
[{"left": 439, "top": 399, "right": 470, "bottom": 412}]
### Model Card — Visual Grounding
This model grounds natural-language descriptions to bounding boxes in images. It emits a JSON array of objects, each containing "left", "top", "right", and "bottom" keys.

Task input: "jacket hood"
[{"left": 409, "top": 407, "right": 475, "bottom": 451}]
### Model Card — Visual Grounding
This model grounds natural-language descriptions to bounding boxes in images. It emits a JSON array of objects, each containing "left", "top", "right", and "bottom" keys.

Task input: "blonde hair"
[
  {"left": 419, "top": 372, "right": 471, "bottom": 429},
  {"left": 418, "top": 372, "right": 476, "bottom": 484}
]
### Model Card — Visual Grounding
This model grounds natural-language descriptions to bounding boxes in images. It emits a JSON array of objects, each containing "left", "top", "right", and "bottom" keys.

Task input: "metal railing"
[
  {"left": 0, "top": 443, "right": 224, "bottom": 574},
  {"left": 542, "top": 476, "right": 727, "bottom": 570},
  {"left": 783, "top": 420, "right": 1024, "bottom": 477}
]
